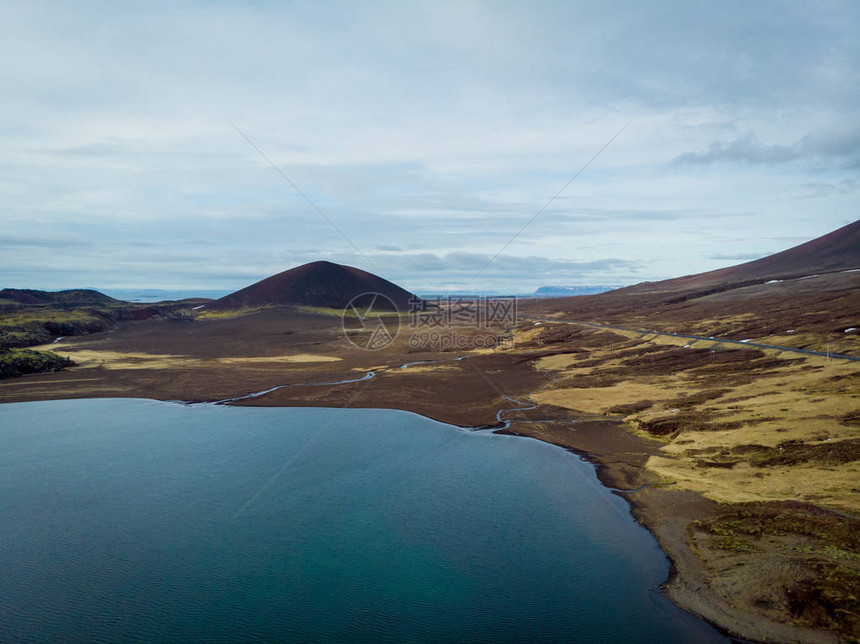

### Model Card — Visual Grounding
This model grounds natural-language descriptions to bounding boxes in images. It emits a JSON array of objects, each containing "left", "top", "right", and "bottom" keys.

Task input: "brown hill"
[
  {"left": 620, "top": 219, "right": 860, "bottom": 297},
  {"left": 0, "top": 288, "right": 118, "bottom": 306},
  {"left": 214, "top": 261, "right": 419, "bottom": 312},
  {"left": 521, "top": 220, "right": 860, "bottom": 356}
]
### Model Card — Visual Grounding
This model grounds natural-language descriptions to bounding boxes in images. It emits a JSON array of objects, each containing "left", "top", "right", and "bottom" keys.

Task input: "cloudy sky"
[{"left": 2, "top": 1, "right": 858, "bottom": 293}]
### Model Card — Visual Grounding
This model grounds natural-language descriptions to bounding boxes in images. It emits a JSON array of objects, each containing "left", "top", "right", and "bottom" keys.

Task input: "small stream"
[
  {"left": 212, "top": 370, "right": 377, "bottom": 405},
  {"left": 207, "top": 355, "right": 468, "bottom": 406},
  {"left": 204, "top": 356, "right": 569, "bottom": 436}
]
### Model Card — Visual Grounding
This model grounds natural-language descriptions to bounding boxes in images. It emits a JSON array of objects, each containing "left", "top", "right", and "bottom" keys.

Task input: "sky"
[{"left": 2, "top": 0, "right": 858, "bottom": 294}]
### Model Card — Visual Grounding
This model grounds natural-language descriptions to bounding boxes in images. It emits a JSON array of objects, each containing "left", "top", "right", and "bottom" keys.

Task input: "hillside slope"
[
  {"left": 0, "top": 288, "right": 119, "bottom": 306},
  {"left": 621, "top": 219, "right": 860, "bottom": 296},
  {"left": 522, "top": 220, "right": 860, "bottom": 356},
  {"left": 214, "top": 261, "right": 419, "bottom": 311}
]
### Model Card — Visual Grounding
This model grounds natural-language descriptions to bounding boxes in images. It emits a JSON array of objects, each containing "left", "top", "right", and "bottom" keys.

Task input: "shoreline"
[
  {"left": 0, "top": 397, "right": 728, "bottom": 635},
  {"left": 238, "top": 388, "right": 848, "bottom": 644},
  {"left": 0, "top": 389, "right": 847, "bottom": 643},
  {"left": 496, "top": 418, "right": 843, "bottom": 644},
  {"left": 1, "top": 308, "right": 854, "bottom": 644}
]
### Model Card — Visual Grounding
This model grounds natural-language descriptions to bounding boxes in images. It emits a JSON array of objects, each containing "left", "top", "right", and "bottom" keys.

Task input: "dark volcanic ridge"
[
  {"left": 618, "top": 219, "right": 860, "bottom": 297},
  {"left": 0, "top": 288, "right": 119, "bottom": 306},
  {"left": 213, "top": 261, "right": 420, "bottom": 312}
]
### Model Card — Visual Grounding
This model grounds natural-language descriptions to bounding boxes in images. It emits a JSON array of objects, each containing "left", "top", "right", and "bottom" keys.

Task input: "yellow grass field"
[{"left": 524, "top": 327, "right": 860, "bottom": 514}]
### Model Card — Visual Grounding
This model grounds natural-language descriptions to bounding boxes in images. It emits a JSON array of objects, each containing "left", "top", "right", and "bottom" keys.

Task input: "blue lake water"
[{"left": 0, "top": 399, "right": 726, "bottom": 642}]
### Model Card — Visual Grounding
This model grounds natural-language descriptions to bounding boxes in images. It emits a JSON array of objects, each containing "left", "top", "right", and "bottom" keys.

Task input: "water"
[
  {"left": 100, "top": 289, "right": 231, "bottom": 303},
  {"left": 0, "top": 399, "right": 726, "bottom": 643}
]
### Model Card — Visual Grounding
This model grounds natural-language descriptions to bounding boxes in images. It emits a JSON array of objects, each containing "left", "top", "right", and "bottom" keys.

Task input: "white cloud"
[{"left": 1, "top": 1, "right": 858, "bottom": 291}]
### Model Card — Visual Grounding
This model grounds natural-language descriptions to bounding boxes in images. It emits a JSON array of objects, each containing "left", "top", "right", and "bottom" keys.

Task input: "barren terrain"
[
  {"left": 1, "top": 296, "right": 857, "bottom": 642},
  {"left": 2, "top": 231, "right": 859, "bottom": 644}
]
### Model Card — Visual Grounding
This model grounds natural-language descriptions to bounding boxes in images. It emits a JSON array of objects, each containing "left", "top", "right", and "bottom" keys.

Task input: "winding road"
[{"left": 522, "top": 316, "right": 860, "bottom": 363}]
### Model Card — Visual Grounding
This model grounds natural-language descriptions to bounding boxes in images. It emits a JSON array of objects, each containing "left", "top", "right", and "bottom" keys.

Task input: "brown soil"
[
  {"left": 1, "top": 301, "right": 858, "bottom": 643},
  {"left": 520, "top": 271, "right": 860, "bottom": 358}
]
